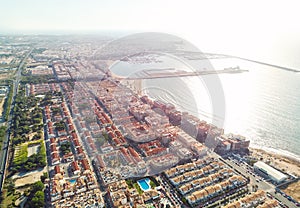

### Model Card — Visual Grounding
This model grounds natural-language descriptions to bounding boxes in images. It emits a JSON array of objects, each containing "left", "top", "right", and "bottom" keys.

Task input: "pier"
[{"left": 112, "top": 68, "right": 248, "bottom": 80}]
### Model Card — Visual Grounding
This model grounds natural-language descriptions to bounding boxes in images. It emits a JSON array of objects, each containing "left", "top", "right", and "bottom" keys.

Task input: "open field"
[
  {"left": 0, "top": 71, "right": 14, "bottom": 80},
  {"left": 13, "top": 143, "right": 28, "bottom": 166},
  {"left": 27, "top": 144, "right": 40, "bottom": 157},
  {"left": 282, "top": 180, "right": 300, "bottom": 202},
  {"left": 250, "top": 148, "right": 300, "bottom": 177},
  {"left": 14, "top": 167, "right": 47, "bottom": 187}
]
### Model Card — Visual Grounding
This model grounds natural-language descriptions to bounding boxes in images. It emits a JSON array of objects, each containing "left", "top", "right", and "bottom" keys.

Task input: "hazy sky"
[{"left": 1, "top": 0, "right": 300, "bottom": 63}]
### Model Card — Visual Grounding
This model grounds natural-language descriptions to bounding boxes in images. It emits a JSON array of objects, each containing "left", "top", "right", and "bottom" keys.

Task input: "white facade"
[{"left": 254, "top": 161, "right": 287, "bottom": 183}]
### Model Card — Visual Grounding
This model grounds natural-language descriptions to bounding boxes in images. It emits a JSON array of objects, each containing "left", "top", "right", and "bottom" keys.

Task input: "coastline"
[
  {"left": 114, "top": 54, "right": 300, "bottom": 166},
  {"left": 122, "top": 55, "right": 300, "bottom": 178},
  {"left": 249, "top": 147, "right": 300, "bottom": 177},
  {"left": 249, "top": 144, "right": 300, "bottom": 163},
  {"left": 140, "top": 90, "right": 300, "bottom": 176}
]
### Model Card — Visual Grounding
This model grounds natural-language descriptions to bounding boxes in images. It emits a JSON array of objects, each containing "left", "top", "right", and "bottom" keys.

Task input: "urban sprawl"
[{"left": 0, "top": 36, "right": 299, "bottom": 208}]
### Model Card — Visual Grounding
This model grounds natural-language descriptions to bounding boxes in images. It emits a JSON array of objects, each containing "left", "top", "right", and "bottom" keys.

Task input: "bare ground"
[
  {"left": 14, "top": 167, "right": 47, "bottom": 187},
  {"left": 250, "top": 148, "right": 300, "bottom": 177},
  {"left": 282, "top": 180, "right": 300, "bottom": 202},
  {"left": 0, "top": 97, "right": 5, "bottom": 116}
]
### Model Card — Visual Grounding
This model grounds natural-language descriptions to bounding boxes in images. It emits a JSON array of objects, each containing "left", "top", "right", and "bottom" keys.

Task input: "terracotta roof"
[
  {"left": 81, "top": 159, "right": 90, "bottom": 170},
  {"left": 71, "top": 161, "right": 80, "bottom": 171},
  {"left": 54, "top": 165, "right": 61, "bottom": 174}
]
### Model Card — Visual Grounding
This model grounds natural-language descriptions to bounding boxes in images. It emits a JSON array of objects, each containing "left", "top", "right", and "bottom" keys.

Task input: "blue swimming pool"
[
  {"left": 137, "top": 178, "right": 151, "bottom": 191},
  {"left": 69, "top": 179, "right": 76, "bottom": 184}
]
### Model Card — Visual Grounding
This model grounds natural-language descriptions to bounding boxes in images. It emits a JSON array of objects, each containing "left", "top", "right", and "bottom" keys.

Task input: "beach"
[
  {"left": 282, "top": 180, "right": 300, "bottom": 203},
  {"left": 112, "top": 56, "right": 300, "bottom": 159},
  {"left": 250, "top": 147, "right": 300, "bottom": 177},
  {"left": 250, "top": 147, "right": 300, "bottom": 202}
]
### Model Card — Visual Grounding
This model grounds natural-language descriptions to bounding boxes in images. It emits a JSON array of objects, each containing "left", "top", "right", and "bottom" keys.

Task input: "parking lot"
[{"left": 222, "top": 156, "right": 299, "bottom": 208}]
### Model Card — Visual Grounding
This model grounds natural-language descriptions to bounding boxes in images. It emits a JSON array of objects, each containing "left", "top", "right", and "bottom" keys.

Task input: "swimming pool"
[
  {"left": 69, "top": 179, "right": 77, "bottom": 184},
  {"left": 137, "top": 178, "right": 151, "bottom": 191}
]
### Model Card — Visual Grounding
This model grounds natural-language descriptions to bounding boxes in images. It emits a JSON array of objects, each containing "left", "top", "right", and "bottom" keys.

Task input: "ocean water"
[{"left": 111, "top": 57, "right": 300, "bottom": 161}]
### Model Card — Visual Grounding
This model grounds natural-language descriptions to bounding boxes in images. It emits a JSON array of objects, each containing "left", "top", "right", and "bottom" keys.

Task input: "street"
[
  {"left": 221, "top": 157, "right": 298, "bottom": 208},
  {"left": 0, "top": 48, "right": 33, "bottom": 192}
]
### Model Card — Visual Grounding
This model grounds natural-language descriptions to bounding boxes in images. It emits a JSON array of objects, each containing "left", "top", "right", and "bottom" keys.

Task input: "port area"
[{"left": 114, "top": 67, "right": 248, "bottom": 80}]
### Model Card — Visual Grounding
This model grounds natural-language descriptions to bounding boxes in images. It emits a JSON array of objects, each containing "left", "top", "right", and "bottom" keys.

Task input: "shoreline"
[
  {"left": 139, "top": 90, "right": 300, "bottom": 172},
  {"left": 117, "top": 58, "right": 300, "bottom": 176},
  {"left": 249, "top": 144, "right": 300, "bottom": 163},
  {"left": 249, "top": 147, "right": 300, "bottom": 177}
]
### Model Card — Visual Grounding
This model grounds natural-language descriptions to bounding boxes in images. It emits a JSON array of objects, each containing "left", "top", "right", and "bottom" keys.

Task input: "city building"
[
  {"left": 253, "top": 161, "right": 288, "bottom": 183},
  {"left": 216, "top": 133, "right": 250, "bottom": 152}
]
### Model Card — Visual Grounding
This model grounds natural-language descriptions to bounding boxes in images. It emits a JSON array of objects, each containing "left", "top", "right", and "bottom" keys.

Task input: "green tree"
[
  {"left": 60, "top": 142, "right": 71, "bottom": 154},
  {"left": 32, "top": 181, "right": 44, "bottom": 193},
  {"left": 40, "top": 172, "right": 48, "bottom": 183},
  {"left": 5, "top": 178, "right": 15, "bottom": 194},
  {"left": 150, "top": 180, "right": 156, "bottom": 189},
  {"left": 30, "top": 191, "right": 45, "bottom": 208},
  {"left": 54, "top": 121, "right": 65, "bottom": 131}
]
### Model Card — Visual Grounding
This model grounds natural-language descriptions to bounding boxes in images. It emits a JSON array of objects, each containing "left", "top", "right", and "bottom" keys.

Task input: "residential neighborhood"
[{"left": 0, "top": 35, "right": 299, "bottom": 208}]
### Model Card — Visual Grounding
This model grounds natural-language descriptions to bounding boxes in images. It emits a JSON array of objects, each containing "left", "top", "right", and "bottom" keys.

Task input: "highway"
[{"left": 0, "top": 48, "right": 33, "bottom": 192}]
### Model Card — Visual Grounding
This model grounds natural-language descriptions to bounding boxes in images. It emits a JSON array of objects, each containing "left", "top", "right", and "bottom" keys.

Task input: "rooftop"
[{"left": 254, "top": 161, "right": 287, "bottom": 182}]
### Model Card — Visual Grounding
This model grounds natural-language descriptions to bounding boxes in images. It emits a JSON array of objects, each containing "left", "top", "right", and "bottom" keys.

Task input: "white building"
[
  {"left": 253, "top": 161, "right": 288, "bottom": 183},
  {"left": 191, "top": 142, "right": 208, "bottom": 157}
]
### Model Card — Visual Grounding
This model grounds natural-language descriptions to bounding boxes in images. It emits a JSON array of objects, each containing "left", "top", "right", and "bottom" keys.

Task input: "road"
[
  {"left": 221, "top": 157, "right": 298, "bottom": 208},
  {"left": 157, "top": 175, "right": 182, "bottom": 207},
  {"left": 0, "top": 48, "right": 33, "bottom": 192}
]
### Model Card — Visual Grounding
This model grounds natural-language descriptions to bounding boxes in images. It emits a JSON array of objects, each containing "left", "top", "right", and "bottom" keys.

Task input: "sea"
[{"left": 111, "top": 56, "right": 300, "bottom": 162}]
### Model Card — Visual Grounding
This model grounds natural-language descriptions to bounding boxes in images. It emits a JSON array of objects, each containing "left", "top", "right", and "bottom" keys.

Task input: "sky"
[{"left": 1, "top": 0, "right": 300, "bottom": 65}]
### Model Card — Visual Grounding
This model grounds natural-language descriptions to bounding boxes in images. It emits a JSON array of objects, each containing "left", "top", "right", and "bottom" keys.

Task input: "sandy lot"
[
  {"left": 14, "top": 167, "right": 47, "bottom": 187},
  {"left": 282, "top": 180, "right": 300, "bottom": 203},
  {"left": 0, "top": 71, "right": 14, "bottom": 80},
  {"left": 0, "top": 96, "right": 5, "bottom": 116},
  {"left": 27, "top": 144, "right": 40, "bottom": 157},
  {"left": 250, "top": 148, "right": 300, "bottom": 177}
]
